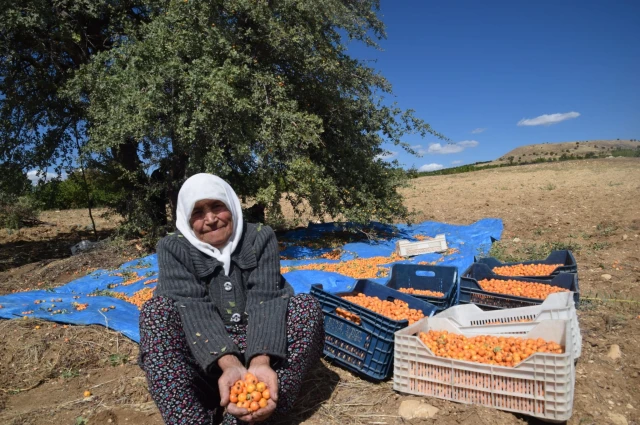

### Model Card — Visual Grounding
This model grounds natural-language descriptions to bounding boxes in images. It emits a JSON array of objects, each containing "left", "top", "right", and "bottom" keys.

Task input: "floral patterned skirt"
[{"left": 139, "top": 293, "right": 325, "bottom": 425}]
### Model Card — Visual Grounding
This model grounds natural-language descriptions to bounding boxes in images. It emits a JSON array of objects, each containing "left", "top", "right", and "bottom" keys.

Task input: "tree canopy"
[{"left": 2, "top": 0, "right": 444, "bottom": 234}]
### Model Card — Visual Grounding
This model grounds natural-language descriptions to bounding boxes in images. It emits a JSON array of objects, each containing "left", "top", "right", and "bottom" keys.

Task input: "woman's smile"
[{"left": 190, "top": 199, "right": 234, "bottom": 249}]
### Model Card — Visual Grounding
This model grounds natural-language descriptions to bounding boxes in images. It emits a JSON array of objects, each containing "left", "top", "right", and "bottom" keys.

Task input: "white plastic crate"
[
  {"left": 393, "top": 317, "right": 575, "bottom": 423},
  {"left": 395, "top": 234, "right": 448, "bottom": 257},
  {"left": 435, "top": 292, "right": 581, "bottom": 358}
]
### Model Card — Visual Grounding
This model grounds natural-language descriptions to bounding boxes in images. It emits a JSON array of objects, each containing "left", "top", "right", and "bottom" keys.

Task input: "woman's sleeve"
[
  {"left": 245, "top": 226, "right": 294, "bottom": 364},
  {"left": 155, "top": 236, "right": 241, "bottom": 373}
]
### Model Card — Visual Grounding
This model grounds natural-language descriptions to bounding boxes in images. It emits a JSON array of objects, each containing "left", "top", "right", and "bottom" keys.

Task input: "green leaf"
[{"left": 1, "top": 0, "right": 446, "bottom": 234}]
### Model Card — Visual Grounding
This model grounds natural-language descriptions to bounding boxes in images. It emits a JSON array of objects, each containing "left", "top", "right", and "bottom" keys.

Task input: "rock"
[
  {"left": 608, "top": 412, "right": 628, "bottom": 425},
  {"left": 627, "top": 404, "right": 634, "bottom": 410},
  {"left": 622, "top": 234, "right": 628, "bottom": 240},
  {"left": 398, "top": 400, "right": 440, "bottom": 420},
  {"left": 607, "top": 344, "right": 622, "bottom": 360},
  {"left": 601, "top": 274, "right": 612, "bottom": 281},
  {"left": 513, "top": 237, "right": 521, "bottom": 243}
]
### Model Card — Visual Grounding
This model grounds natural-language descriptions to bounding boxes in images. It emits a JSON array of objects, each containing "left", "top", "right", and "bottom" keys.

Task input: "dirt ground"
[{"left": 1, "top": 157, "right": 639, "bottom": 425}]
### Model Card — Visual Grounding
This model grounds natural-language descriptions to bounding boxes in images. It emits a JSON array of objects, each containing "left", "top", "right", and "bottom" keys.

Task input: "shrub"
[{"left": 0, "top": 194, "right": 42, "bottom": 229}]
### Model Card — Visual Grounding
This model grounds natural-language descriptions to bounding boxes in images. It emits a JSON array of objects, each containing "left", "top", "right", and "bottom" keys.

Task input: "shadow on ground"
[
  {"left": 0, "top": 229, "right": 115, "bottom": 272},
  {"left": 273, "top": 361, "right": 341, "bottom": 424}
]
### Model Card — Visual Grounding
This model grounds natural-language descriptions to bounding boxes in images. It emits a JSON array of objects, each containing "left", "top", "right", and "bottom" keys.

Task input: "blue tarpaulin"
[{"left": 0, "top": 219, "right": 502, "bottom": 342}]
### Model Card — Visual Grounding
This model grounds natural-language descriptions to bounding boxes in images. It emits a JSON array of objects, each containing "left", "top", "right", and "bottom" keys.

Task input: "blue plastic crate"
[
  {"left": 474, "top": 250, "right": 577, "bottom": 279},
  {"left": 310, "top": 280, "right": 439, "bottom": 381},
  {"left": 385, "top": 264, "right": 459, "bottom": 309},
  {"left": 460, "top": 263, "right": 580, "bottom": 310}
]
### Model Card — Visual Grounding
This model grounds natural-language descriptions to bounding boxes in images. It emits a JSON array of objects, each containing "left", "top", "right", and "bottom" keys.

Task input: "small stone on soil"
[
  {"left": 607, "top": 344, "right": 622, "bottom": 360},
  {"left": 601, "top": 274, "right": 612, "bottom": 280},
  {"left": 398, "top": 400, "right": 439, "bottom": 419},
  {"left": 608, "top": 412, "right": 628, "bottom": 425}
]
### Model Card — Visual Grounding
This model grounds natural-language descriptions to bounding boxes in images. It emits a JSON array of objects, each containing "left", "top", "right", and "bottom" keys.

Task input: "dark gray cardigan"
[{"left": 155, "top": 222, "right": 294, "bottom": 373}]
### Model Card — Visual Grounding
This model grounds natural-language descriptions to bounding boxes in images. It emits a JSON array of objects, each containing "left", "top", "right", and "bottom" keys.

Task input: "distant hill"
[{"left": 486, "top": 139, "right": 639, "bottom": 166}]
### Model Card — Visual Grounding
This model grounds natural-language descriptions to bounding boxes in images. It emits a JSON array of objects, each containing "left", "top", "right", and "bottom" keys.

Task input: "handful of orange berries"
[{"left": 229, "top": 372, "right": 271, "bottom": 412}]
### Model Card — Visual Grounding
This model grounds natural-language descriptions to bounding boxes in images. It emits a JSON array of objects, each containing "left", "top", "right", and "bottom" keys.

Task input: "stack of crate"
[
  {"left": 392, "top": 250, "right": 580, "bottom": 422},
  {"left": 310, "top": 250, "right": 580, "bottom": 422}
]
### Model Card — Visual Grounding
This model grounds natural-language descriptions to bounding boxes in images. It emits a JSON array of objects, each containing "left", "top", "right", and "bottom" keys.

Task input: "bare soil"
[{"left": 1, "top": 157, "right": 639, "bottom": 425}]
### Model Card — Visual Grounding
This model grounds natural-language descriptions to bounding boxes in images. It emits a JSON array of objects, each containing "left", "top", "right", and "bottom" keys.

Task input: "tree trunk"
[{"left": 168, "top": 152, "right": 189, "bottom": 228}]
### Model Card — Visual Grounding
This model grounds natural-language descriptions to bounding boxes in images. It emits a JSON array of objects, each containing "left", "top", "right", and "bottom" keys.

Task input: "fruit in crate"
[
  {"left": 398, "top": 288, "right": 445, "bottom": 297},
  {"left": 478, "top": 278, "right": 569, "bottom": 299},
  {"left": 418, "top": 330, "right": 564, "bottom": 367},
  {"left": 336, "top": 307, "right": 361, "bottom": 324},
  {"left": 341, "top": 293, "right": 425, "bottom": 324},
  {"left": 492, "top": 263, "right": 562, "bottom": 276}
]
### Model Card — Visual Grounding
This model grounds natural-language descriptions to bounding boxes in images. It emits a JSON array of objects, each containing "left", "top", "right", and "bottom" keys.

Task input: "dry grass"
[{"left": 274, "top": 361, "right": 399, "bottom": 425}]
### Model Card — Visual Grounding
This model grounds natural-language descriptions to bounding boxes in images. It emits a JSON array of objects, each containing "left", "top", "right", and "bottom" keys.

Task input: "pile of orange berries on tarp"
[
  {"left": 419, "top": 330, "right": 564, "bottom": 367},
  {"left": 492, "top": 263, "right": 562, "bottom": 276},
  {"left": 280, "top": 253, "right": 403, "bottom": 279},
  {"left": 341, "top": 293, "right": 425, "bottom": 324},
  {"left": 398, "top": 288, "right": 445, "bottom": 297},
  {"left": 230, "top": 373, "right": 271, "bottom": 412},
  {"left": 478, "top": 278, "right": 569, "bottom": 300}
]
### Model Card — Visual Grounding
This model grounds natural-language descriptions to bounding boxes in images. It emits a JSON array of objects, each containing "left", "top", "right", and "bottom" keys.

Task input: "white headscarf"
[{"left": 175, "top": 173, "right": 244, "bottom": 275}]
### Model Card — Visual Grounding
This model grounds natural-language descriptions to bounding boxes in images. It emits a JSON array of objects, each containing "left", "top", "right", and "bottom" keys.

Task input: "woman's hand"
[
  {"left": 246, "top": 355, "right": 278, "bottom": 422},
  {"left": 217, "top": 355, "right": 254, "bottom": 422}
]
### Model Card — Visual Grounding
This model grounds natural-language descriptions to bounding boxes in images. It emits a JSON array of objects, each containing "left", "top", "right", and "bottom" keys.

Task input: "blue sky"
[{"left": 348, "top": 0, "right": 640, "bottom": 171}]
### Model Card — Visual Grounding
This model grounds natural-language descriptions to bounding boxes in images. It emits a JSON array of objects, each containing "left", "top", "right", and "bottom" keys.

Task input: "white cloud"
[
  {"left": 418, "top": 163, "right": 444, "bottom": 172},
  {"left": 471, "top": 128, "right": 486, "bottom": 134},
  {"left": 410, "top": 144, "right": 422, "bottom": 149},
  {"left": 27, "top": 170, "right": 66, "bottom": 185},
  {"left": 424, "top": 143, "right": 463, "bottom": 154},
  {"left": 517, "top": 111, "right": 580, "bottom": 126},
  {"left": 375, "top": 151, "right": 398, "bottom": 160},
  {"left": 451, "top": 160, "right": 463, "bottom": 165},
  {"left": 422, "top": 140, "right": 479, "bottom": 155},
  {"left": 458, "top": 140, "right": 479, "bottom": 148}
]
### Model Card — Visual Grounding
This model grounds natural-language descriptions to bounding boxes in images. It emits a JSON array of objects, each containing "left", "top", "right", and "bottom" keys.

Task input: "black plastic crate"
[
  {"left": 310, "top": 280, "right": 439, "bottom": 381},
  {"left": 385, "top": 264, "right": 458, "bottom": 309},
  {"left": 474, "top": 250, "right": 577, "bottom": 279},
  {"left": 460, "top": 263, "right": 580, "bottom": 310}
]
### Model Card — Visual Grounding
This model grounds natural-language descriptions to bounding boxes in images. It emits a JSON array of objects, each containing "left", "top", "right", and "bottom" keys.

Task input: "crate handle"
[
  {"left": 416, "top": 270, "right": 436, "bottom": 277},
  {"left": 336, "top": 307, "right": 361, "bottom": 325}
]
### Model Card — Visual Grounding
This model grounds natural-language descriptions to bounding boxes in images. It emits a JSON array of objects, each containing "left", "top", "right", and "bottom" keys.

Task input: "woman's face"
[{"left": 190, "top": 199, "right": 233, "bottom": 249}]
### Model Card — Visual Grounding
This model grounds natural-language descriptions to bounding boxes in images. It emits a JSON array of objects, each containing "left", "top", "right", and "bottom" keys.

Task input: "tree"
[
  {"left": 5, "top": 0, "right": 445, "bottom": 234},
  {"left": 0, "top": 0, "right": 154, "bottom": 167},
  {"left": 0, "top": 163, "right": 30, "bottom": 197},
  {"left": 1, "top": 0, "right": 157, "bottom": 232}
]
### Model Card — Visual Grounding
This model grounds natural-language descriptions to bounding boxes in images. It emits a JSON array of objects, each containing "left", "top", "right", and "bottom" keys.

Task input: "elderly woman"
[{"left": 139, "top": 174, "right": 325, "bottom": 424}]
